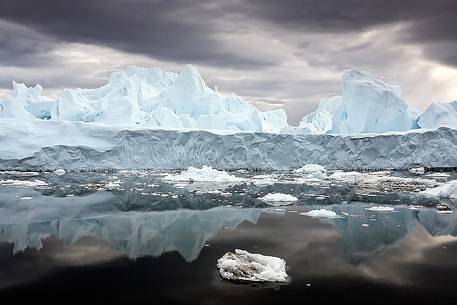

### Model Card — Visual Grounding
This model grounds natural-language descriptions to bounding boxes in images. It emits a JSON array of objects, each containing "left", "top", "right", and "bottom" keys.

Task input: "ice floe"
[
  {"left": 217, "top": 249, "right": 288, "bottom": 282},
  {"left": 300, "top": 209, "right": 339, "bottom": 218},
  {"left": 259, "top": 193, "right": 298, "bottom": 205}
]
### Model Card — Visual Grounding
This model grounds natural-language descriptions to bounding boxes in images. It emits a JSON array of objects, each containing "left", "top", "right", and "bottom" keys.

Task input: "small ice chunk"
[
  {"left": 163, "top": 166, "right": 244, "bottom": 183},
  {"left": 217, "top": 249, "right": 288, "bottom": 282},
  {"left": 300, "top": 209, "right": 338, "bottom": 218},
  {"left": 365, "top": 206, "right": 395, "bottom": 212},
  {"left": 259, "top": 193, "right": 298, "bottom": 205},
  {"left": 409, "top": 167, "right": 425, "bottom": 175},
  {"left": 54, "top": 169, "right": 66, "bottom": 175},
  {"left": 293, "top": 164, "right": 327, "bottom": 179}
]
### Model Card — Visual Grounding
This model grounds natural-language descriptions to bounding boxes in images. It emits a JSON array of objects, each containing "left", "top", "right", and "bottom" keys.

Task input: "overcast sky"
[{"left": 0, "top": 0, "right": 456, "bottom": 123}]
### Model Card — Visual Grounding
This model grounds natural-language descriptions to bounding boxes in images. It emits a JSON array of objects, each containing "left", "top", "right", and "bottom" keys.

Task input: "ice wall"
[{"left": 1, "top": 119, "right": 457, "bottom": 170}]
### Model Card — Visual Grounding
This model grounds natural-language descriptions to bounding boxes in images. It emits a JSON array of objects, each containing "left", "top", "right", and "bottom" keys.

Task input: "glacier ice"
[{"left": 217, "top": 249, "right": 288, "bottom": 282}]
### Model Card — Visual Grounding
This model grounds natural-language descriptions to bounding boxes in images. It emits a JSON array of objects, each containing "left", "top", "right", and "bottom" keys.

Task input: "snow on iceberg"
[
  {"left": 217, "top": 249, "right": 288, "bottom": 282},
  {"left": 163, "top": 166, "right": 245, "bottom": 183},
  {"left": 421, "top": 180, "right": 457, "bottom": 199}
]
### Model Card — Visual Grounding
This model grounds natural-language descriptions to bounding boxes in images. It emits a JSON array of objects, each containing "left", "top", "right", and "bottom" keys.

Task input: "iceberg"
[
  {"left": 417, "top": 101, "right": 457, "bottom": 130},
  {"left": 1, "top": 64, "right": 457, "bottom": 170},
  {"left": 298, "top": 69, "right": 420, "bottom": 134},
  {"left": 48, "top": 65, "right": 288, "bottom": 132},
  {"left": 217, "top": 249, "right": 288, "bottom": 282}
]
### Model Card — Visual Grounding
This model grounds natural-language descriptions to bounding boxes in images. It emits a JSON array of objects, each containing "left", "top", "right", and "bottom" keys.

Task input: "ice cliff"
[{"left": 1, "top": 119, "right": 457, "bottom": 170}]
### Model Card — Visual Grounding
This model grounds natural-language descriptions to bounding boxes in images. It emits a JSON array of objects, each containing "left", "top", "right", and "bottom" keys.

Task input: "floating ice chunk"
[
  {"left": 54, "top": 169, "right": 66, "bottom": 175},
  {"left": 293, "top": 164, "right": 327, "bottom": 179},
  {"left": 421, "top": 180, "right": 457, "bottom": 199},
  {"left": 163, "top": 166, "right": 245, "bottom": 183},
  {"left": 259, "top": 193, "right": 298, "bottom": 205},
  {"left": 409, "top": 167, "right": 425, "bottom": 175},
  {"left": 365, "top": 206, "right": 395, "bottom": 212},
  {"left": 217, "top": 249, "right": 288, "bottom": 282},
  {"left": 300, "top": 209, "right": 339, "bottom": 218}
]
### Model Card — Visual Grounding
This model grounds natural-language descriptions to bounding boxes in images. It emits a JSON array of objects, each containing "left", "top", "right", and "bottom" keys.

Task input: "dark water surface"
[{"left": 0, "top": 170, "right": 456, "bottom": 304}]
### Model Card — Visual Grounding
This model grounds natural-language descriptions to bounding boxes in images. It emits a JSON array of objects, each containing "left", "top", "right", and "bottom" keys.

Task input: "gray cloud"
[
  {"left": 0, "top": 0, "right": 276, "bottom": 69},
  {"left": 0, "top": 0, "right": 456, "bottom": 123}
]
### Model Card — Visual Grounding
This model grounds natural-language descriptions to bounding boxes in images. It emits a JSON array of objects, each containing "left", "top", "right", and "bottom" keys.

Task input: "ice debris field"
[{"left": 0, "top": 64, "right": 456, "bottom": 170}]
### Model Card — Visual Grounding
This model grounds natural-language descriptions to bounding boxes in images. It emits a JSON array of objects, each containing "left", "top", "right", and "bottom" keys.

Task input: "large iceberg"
[
  {"left": 1, "top": 64, "right": 457, "bottom": 170},
  {"left": 0, "top": 65, "right": 287, "bottom": 133},
  {"left": 417, "top": 101, "right": 457, "bottom": 130},
  {"left": 299, "top": 69, "right": 421, "bottom": 134}
]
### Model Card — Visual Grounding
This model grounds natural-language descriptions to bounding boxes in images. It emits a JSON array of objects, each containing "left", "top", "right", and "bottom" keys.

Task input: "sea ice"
[
  {"left": 300, "top": 209, "right": 339, "bottom": 218},
  {"left": 217, "top": 249, "right": 288, "bottom": 282}
]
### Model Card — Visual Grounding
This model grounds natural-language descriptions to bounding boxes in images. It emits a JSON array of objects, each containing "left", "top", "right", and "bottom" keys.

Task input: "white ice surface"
[{"left": 217, "top": 249, "right": 288, "bottom": 282}]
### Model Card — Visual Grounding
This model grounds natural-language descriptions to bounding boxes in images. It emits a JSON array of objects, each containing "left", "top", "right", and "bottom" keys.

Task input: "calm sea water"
[{"left": 0, "top": 170, "right": 456, "bottom": 304}]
